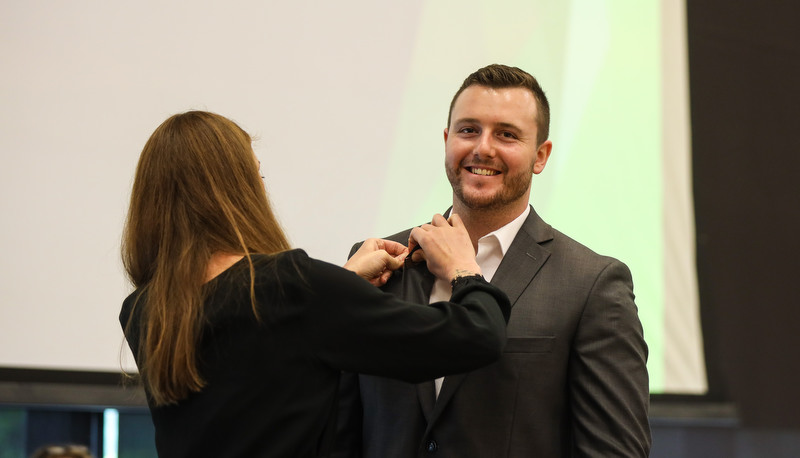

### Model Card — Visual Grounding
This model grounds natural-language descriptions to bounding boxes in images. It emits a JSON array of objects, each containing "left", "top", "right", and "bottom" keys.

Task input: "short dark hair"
[{"left": 447, "top": 64, "right": 550, "bottom": 146}]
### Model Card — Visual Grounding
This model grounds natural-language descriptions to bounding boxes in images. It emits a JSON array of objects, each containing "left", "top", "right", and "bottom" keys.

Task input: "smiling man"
[
  {"left": 444, "top": 81, "right": 551, "bottom": 246},
  {"left": 338, "top": 64, "right": 651, "bottom": 457}
]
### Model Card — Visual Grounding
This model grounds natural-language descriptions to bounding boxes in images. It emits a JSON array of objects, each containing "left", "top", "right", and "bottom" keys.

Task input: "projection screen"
[{"left": 0, "top": 0, "right": 705, "bottom": 394}]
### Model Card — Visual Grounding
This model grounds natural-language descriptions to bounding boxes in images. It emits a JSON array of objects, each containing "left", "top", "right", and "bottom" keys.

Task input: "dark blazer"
[{"left": 338, "top": 207, "right": 651, "bottom": 457}]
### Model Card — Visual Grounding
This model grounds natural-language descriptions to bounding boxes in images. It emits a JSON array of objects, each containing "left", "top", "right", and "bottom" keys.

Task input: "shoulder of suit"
[
  {"left": 523, "top": 208, "right": 597, "bottom": 257},
  {"left": 530, "top": 223, "right": 625, "bottom": 269},
  {"left": 384, "top": 227, "right": 414, "bottom": 243}
]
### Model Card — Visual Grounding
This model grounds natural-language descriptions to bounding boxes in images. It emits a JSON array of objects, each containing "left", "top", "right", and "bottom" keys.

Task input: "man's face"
[{"left": 444, "top": 85, "right": 552, "bottom": 211}]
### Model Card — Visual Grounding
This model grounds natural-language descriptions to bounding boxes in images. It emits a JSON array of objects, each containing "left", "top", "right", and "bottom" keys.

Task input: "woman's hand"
[
  {"left": 343, "top": 238, "right": 408, "bottom": 287},
  {"left": 408, "top": 213, "right": 482, "bottom": 282}
]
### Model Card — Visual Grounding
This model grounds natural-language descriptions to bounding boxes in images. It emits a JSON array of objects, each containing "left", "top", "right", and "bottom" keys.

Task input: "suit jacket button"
[{"left": 426, "top": 440, "right": 438, "bottom": 452}]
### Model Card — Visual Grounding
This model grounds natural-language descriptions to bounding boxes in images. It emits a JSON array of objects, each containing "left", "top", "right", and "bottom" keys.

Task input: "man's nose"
[{"left": 472, "top": 133, "right": 496, "bottom": 158}]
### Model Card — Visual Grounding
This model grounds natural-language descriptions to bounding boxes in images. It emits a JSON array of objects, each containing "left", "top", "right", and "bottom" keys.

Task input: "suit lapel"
[
  {"left": 417, "top": 381, "right": 436, "bottom": 423},
  {"left": 398, "top": 260, "right": 435, "bottom": 304},
  {"left": 434, "top": 372, "right": 468, "bottom": 410},
  {"left": 490, "top": 210, "right": 552, "bottom": 307}
]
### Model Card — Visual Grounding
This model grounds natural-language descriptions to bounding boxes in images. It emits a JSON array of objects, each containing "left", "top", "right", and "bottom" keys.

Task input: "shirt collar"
[{"left": 478, "top": 205, "right": 530, "bottom": 257}]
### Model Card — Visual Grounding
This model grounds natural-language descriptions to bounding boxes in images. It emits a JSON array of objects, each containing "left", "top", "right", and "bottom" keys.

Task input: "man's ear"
[
  {"left": 532, "top": 140, "right": 553, "bottom": 175},
  {"left": 443, "top": 128, "right": 449, "bottom": 143}
]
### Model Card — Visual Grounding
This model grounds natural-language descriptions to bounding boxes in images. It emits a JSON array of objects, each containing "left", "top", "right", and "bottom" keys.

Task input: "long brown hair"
[{"left": 122, "top": 110, "right": 291, "bottom": 406}]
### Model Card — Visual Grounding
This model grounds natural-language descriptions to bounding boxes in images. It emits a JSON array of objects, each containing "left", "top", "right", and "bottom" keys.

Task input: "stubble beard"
[{"left": 446, "top": 160, "right": 534, "bottom": 210}]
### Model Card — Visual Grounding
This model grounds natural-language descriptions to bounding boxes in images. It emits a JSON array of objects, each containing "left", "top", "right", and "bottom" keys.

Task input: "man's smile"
[{"left": 466, "top": 166, "right": 500, "bottom": 176}]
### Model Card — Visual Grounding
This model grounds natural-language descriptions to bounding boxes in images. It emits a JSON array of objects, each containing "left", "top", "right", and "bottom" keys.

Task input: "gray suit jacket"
[{"left": 337, "top": 207, "right": 651, "bottom": 457}]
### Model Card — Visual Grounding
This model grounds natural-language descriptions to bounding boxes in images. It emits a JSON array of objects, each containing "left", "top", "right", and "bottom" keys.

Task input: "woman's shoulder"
[
  {"left": 250, "top": 249, "right": 355, "bottom": 290},
  {"left": 250, "top": 248, "right": 310, "bottom": 271},
  {"left": 245, "top": 249, "right": 315, "bottom": 288}
]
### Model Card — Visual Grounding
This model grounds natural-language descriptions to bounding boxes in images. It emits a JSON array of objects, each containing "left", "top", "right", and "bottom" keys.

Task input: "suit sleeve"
[{"left": 569, "top": 259, "right": 652, "bottom": 457}]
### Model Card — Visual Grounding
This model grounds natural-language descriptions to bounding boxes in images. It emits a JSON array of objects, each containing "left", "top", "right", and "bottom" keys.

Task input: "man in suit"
[{"left": 338, "top": 64, "right": 651, "bottom": 457}]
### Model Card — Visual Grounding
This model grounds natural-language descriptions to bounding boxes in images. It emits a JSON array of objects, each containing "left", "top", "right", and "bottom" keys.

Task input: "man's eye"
[
  {"left": 500, "top": 131, "right": 517, "bottom": 139},
  {"left": 459, "top": 127, "right": 477, "bottom": 134}
]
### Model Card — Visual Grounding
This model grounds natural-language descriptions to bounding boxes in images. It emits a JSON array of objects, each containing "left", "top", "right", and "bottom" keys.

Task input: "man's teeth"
[{"left": 470, "top": 167, "right": 499, "bottom": 176}]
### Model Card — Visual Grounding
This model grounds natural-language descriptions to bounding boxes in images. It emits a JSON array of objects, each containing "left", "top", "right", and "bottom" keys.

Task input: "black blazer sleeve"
[{"left": 293, "top": 250, "right": 510, "bottom": 383}]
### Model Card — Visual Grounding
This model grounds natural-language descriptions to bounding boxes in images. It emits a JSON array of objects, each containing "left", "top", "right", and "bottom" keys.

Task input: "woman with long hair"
[{"left": 119, "top": 110, "right": 510, "bottom": 457}]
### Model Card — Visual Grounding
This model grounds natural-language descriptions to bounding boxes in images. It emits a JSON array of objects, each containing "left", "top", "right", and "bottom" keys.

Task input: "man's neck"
[{"left": 451, "top": 199, "right": 529, "bottom": 249}]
